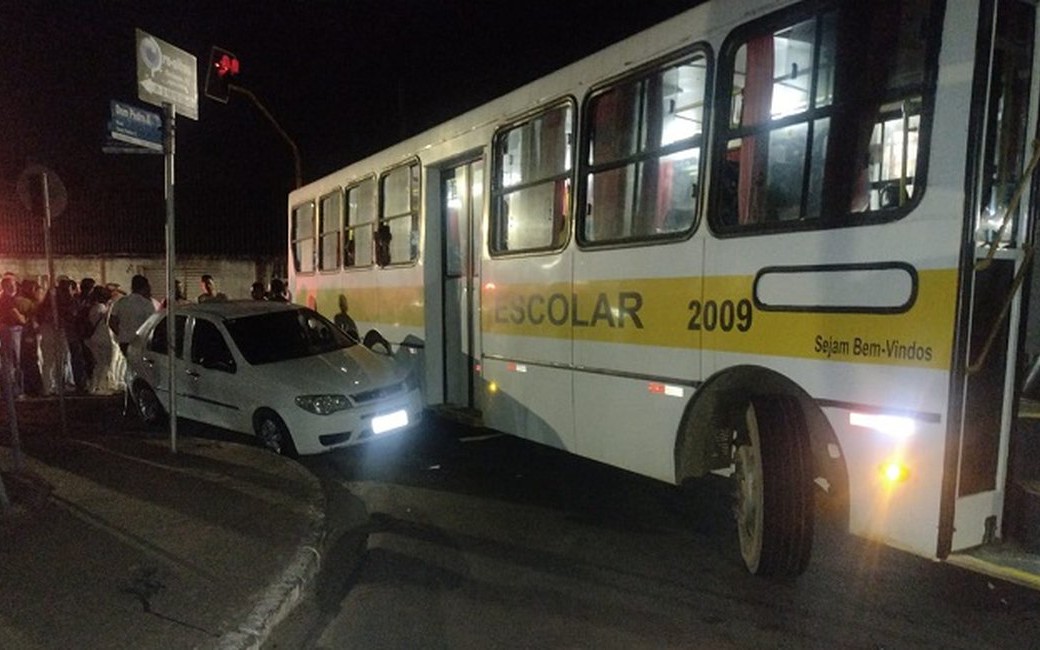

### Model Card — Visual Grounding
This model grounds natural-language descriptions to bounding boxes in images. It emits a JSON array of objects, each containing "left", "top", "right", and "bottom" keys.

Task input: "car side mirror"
[{"left": 362, "top": 329, "right": 392, "bottom": 356}]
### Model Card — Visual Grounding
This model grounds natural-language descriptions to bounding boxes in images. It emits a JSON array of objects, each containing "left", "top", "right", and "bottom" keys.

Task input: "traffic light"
[{"left": 204, "top": 46, "right": 239, "bottom": 103}]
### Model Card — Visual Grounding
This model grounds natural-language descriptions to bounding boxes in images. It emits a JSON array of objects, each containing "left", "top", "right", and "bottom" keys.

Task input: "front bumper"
[{"left": 287, "top": 386, "right": 425, "bottom": 455}]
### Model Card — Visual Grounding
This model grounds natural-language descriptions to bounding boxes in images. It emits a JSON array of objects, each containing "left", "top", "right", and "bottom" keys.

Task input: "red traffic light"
[
  {"left": 205, "top": 46, "right": 239, "bottom": 103},
  {"left": 215, "top": 53, "right": 240, "bottom": 77}
]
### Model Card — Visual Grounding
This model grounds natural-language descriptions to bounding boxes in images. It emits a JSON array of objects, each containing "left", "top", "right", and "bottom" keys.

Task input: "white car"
[{"left": 125, "top": 300, "right": 423, "bottom": 456}]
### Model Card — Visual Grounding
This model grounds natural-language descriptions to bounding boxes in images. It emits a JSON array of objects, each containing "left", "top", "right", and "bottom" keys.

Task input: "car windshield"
[{"left": 224, "top": 307, "right": 356, "bottom": 365}]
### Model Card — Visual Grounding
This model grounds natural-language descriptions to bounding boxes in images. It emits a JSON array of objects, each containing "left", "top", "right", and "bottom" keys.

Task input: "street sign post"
[
  {"left": 133, "top": 28, "right": 195, "bottom": 452},
  {"left": 136, "top": 29, "right": 198, "bottom": 121},
  {"left": 16, "top": 164, "right": 70, "bottom": 443}
]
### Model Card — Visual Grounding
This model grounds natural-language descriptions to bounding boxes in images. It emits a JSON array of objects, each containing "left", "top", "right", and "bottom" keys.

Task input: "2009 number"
[{"left": 687, "top": 299, "right": 754, "bottom": 332}]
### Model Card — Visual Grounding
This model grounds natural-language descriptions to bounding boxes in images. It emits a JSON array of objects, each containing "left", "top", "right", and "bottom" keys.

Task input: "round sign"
[
  {"left": 16, "top": 164, "right": 67, "bottom": 218},
  {"left": 139, "top": 35, "right": 163, "bottom": 76}
]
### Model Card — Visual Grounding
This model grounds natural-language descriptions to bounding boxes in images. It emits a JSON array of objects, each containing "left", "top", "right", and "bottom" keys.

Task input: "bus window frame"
[
  {"left": 377, "top": 158, "right": 422, "bottom": 269},
  {"left": 290, "top": 200, "right": 317, "bottom": 276},
  {"left": 576, "top": 44, "right": 713, "bottom": 250},
  {"left": 344, "top": 174, "right": 377, "bottom": 272},
  {"left": 707, "top": 0, "right": 942, "bottom": 238},
  {"left": 488, "top": 96, "right": 577, "bottom": 258},
  {"left": 318, "top": 188, "right": 343, "bottom": 274}
]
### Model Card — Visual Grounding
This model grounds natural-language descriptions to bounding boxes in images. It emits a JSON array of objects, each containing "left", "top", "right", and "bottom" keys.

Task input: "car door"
[
  {"left": 181, "top": 316, "right": 243, "bottom": 432},
  {"left": 138, "top": 313, "right": 186, "bottom": 408}
]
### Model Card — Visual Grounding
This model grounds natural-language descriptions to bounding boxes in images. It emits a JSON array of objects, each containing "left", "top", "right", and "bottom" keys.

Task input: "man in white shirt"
[{"left": 109, "top": 275, "right": 156, "bottom": 354}]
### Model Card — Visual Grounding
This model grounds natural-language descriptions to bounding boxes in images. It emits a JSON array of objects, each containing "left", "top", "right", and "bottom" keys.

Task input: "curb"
[
  {"left": 4, "top": 434, "right": 331, "bottom": 650},
  {"left": 212, "top": 466, "right": 328, "bottom": 650},
  {"left": 0, "top": 469, "right": 53, "bottom": 521}
]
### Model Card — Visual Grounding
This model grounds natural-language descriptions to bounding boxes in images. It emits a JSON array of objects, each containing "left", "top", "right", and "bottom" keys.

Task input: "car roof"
[{"left": 171, "top": 300, "right": 302, "bottom": 320}]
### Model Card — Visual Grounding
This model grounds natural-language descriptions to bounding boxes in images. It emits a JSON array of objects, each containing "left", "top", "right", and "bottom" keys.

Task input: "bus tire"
[{"left": 733, "top": 394, "right": 814, "bottom": 577}]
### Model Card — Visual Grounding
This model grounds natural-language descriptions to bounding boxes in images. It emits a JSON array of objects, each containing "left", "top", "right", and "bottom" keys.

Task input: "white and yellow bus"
[{"left": 289, "top": 0, "right": 1040, "bottom": 580}]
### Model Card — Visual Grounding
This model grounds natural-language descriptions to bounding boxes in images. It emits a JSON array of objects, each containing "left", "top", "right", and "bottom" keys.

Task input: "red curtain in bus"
[
  {"left": 589, "top": 88, "right": 630, "bottom": 241},
  {"left": 656, "top": 161, "right": 674, "bottom": 230},
  {"left": 738, "top": 35, "right": 774, "bottom": 225},
  {"left": 554, "top": 177, "right": 570, "bottom": 244}
]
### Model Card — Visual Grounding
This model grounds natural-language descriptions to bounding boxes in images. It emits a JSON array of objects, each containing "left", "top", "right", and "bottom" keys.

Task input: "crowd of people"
[{"left": 0, "top": 272, "right": 292, "bottom": 400}]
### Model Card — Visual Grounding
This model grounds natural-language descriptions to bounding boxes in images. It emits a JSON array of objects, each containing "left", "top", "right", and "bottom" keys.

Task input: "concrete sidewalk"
[{"left": 0, "top": 396, "right": 326, "bottom": 649}]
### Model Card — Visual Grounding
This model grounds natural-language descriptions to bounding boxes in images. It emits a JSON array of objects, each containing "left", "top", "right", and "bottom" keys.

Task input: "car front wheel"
[{"left": 254, "top": 410, "right": 299, "bottom": 458}]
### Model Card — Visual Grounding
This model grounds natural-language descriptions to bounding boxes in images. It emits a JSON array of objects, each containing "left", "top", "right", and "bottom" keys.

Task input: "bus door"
[
  {"left": 440, "top": 159, "right": 483, "bottom": 409},
  {"left": 950, "top": 0, "right": 1037, "bottom": 554}
]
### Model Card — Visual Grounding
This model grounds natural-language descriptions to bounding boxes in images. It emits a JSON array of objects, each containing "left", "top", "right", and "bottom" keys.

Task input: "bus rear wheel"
[{"left": 733, "top": 394, "right": 814, "bottom": 577}]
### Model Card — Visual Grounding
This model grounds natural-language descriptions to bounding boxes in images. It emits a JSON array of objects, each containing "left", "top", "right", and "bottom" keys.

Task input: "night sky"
[{"left": 0, "top": 1, "right": 703, "bottom": 256}]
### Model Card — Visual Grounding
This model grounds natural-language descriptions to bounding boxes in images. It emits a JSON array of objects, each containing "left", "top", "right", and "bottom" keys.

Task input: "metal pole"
[
  {"left": 42, "top": 172, "right": 68, "bottom": 439},
  {"left": 164, "top": 102, "right": 178, "bottom": 454},
  {"left": 230, "top": 84, "right": 302, "bottom": 188}
]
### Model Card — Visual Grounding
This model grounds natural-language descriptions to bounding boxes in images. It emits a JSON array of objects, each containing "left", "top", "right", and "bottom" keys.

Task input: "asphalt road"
[{"left": 266, "top": 414, "right": 1040, "bottom": 649}]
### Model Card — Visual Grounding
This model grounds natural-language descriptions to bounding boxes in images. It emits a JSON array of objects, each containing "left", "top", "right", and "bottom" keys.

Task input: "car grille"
[{"left": 351, "top": 381, "right": 405, "bottom": 404}]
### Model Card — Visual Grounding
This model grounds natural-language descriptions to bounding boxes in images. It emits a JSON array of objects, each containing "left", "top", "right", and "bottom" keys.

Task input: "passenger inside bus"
[{"left": 375, "top": 223, "right": 392, "bottom": 267}]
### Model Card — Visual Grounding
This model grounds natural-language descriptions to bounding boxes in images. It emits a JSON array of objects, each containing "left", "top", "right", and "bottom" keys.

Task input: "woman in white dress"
[{"left": 84, "top": 286, "right": 123, "bottom": 394}]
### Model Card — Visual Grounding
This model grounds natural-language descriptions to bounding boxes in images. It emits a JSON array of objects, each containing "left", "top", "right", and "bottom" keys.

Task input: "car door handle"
[
  {"left": 186, "top": 369, "right": 200, "bottom": 379},
  {"left": 142, "top": 356, "right": 155, "bottom": 367}
]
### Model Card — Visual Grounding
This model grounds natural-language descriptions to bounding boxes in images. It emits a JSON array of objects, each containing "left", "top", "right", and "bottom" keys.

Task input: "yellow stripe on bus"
[
  {"left": 481, "top": 269, "right": 957, "bottom": 370},
  {"left": 300, "top": 285, "right": 426, "bottom": 329}
]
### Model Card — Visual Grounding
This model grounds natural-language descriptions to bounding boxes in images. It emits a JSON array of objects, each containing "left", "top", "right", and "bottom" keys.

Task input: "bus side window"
[
  {"left": 291, "top": 202, "right": 316, "bottom": 273},
  {"left": 490, "top": 101, "right": 574, "bottom": 255},
  {"left": 378, "top": 162, "right": 420, "bottom": 266},
  {"left": 345, "top": 177, "right": 376, "bottom": 268},
  {"left": 714, "top": 0, "right": 938, "bottom": 230},
  {"left": 580, "top": 51, "right": 706, "bottom": 245},
  {"left": 318, "top": 190, "right": 342, "bottom": 272}
]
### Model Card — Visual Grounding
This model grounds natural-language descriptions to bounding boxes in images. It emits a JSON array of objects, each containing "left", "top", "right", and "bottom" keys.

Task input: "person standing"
[
  {"left": 267, "top": 278, "right": 289, "bottom": 302},
  {"left": 109, "top": 275, "right": 157, "bottom": 356},
  {"left": 333, "top": 293, "right": 359, "bottom": 342},
  {"left": 16, "top": 279, "right": 43, "bottom": 396},
  {"left": 79, "top": 278, "right": 96, "bottom": 301},
  {"left": 38, "top": 278, "right": 76, "bottom": 397},
  {"left": 0, "top": 274, "right": 26, "bottom": 398},
  {"left": 197, "top": 274, "right": 227, "bottom": 303},
  {"left": 250, "top": 281, "right": 267, "bottom": 300},
  {"left": 63, "top": 278, "right": 90, "bottom": 393},
  {"left": 76, "top": 277, "right": 97, "bottom": 386},
  {"left": 84, "top": 285, "right": 122, "bottom": 394},
  {"left": 160, "top": 280, "right": 189, "bottom": 309}
]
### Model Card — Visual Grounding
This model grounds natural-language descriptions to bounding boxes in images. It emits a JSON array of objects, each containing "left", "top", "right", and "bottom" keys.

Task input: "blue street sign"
[{"left": 108, "top": 100, "right": 163, "bottom": 152}]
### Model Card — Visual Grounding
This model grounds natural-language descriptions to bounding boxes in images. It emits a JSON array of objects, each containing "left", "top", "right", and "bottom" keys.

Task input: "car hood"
[{"left": 255, "top": 346, "right": 405, "bottom": 396}]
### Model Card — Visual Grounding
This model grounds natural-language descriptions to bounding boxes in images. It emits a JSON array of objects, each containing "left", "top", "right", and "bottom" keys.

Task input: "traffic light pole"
[{"left": 229, "top": 84, "right": 302, "bottom": 189}]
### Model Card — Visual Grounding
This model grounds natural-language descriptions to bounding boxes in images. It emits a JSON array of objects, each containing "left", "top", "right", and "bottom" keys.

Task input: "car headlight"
[{"left": 295, "top": 394, "right": 353, "bottom": 415}]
